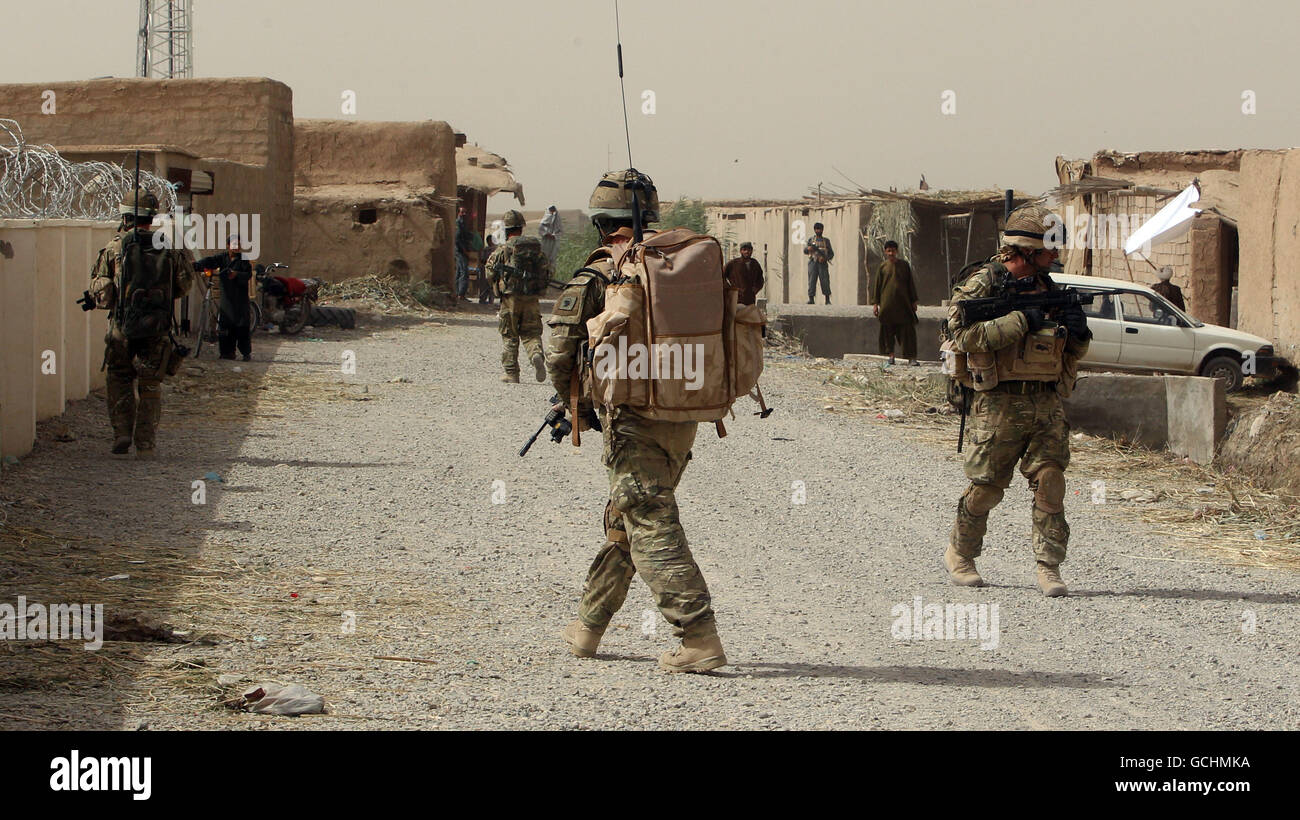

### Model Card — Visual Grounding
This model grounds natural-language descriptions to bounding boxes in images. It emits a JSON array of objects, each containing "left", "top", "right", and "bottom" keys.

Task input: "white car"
[{"left": 1053, "top": 273, "right": 1285, "bottom": 392}]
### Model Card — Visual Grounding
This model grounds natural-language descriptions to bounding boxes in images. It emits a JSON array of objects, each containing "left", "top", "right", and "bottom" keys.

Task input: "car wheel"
[{"left": 1200, "top": 355, "right": 1244, "bottom": 392}]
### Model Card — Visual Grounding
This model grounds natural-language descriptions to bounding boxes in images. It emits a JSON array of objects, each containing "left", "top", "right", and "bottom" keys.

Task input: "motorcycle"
[{"left": 255, "top": 263, "right": 320, "bottom": 335}]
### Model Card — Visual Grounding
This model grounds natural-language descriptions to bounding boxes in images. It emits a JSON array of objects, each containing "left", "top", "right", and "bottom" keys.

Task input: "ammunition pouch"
[
  {"left": 995, "top": 327, "right": 1066, "bottom": 383},
  {"left": 967, "top": 351, "right": 999, "bottom": 391}
]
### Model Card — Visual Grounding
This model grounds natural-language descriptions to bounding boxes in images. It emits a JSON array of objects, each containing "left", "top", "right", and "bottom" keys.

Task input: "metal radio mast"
[{"left": 137, "top": 0, "right": 193, "bottom": 78}]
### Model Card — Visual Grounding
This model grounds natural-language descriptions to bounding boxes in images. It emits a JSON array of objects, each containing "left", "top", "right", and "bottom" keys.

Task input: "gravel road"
[{"left": 4, "top": 310, "right": 1298, "bottom": 730}]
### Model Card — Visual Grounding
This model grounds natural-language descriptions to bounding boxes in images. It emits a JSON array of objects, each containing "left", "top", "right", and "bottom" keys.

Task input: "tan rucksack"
[{"left": 584, "top": 229, "right": 767, "bottom": 436}]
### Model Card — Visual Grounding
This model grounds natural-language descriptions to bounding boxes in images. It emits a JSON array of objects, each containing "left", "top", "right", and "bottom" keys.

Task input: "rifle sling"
[{"left": 570, "top": 365, "right": 581, "bottom": 447}]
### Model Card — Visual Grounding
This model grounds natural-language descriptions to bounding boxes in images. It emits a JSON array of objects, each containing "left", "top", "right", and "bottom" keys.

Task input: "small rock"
[
  {"left": 217, "top": 673, "right": 242, "bottom": 686},
  {"left": 388, "top": 376, "right": 411, "bottom": 384}
]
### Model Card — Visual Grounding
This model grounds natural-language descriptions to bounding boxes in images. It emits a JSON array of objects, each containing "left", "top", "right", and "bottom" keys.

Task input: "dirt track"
[{"left": 2, "top": 310, "right": 1298, "bottom": 730}]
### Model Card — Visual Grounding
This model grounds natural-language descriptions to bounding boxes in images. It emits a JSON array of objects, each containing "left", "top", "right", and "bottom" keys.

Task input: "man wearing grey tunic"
[{"left": 540, "top": 205, "right": 563, "bottom": 267}]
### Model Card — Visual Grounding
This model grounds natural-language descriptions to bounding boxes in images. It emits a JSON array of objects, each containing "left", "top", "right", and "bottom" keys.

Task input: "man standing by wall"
[
  {"left": 1150, "top": 265, "right": 1186, "bottom": 312},
  {"left": 196, "top": 236, "right": 255, "bottom": 361},
  {"left": 804, "top": 222, "right": 833, "bottom": 304},
  {"left": 724, "top": 241, "right": 765, "bottom": 305},
  {"left": 870, "top": 240, "right": 919, "bottom": 365},
  {"left": 539, "top": 205, "right": 563, "bottom": 268},
  {"left": 454, "top": 206, "right": 473, "bottom": 302}
]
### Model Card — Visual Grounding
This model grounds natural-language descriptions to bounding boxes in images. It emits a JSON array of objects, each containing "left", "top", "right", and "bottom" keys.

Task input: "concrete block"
[
  {"left": 1164, "top": 375, "right": 1226, "bottom": 464},
  {"left": 87, "top": 226, "right": 114, "bottom": 392},
  {"left": 1064, "top": 372, "right": 1226, "bottom": 464},
  {"left": 34, "top": 224, "right": 66, "bottom": 420},
  {"left": 1064, "top": 373, "right": 1168, "bottom": 448},
  {"left": 62, "top": 226, "right": 93, "bottom": 402},
  {"left": 0, "top": 225, "right": 38, "bottom": 458},
  {"left": 769, "top": 304, "right": 946, "bottom": 359}
]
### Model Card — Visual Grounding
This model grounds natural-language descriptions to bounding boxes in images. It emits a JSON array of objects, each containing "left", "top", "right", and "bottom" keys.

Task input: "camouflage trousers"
[
  {"left": 950, "top": 387, "right": 1072, "bottom": 565},
  {"left": 104, "top": 334, "right": 170, "bottom": 448},
  {"left": 577, "top": 411, "right": 717, "bottom": 639},
  {"left": 498, "top": 295, "right": 543, "bottom": 377}
]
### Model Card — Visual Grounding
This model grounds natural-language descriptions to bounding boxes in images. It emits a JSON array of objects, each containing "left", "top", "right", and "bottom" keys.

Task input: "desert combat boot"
[
  {"left": 659, "top": 630, "right": 728, "bottom": 673},
  {"left": 562, "top": 619, "right": 605, "bottom": 658},
  {"left": 1036, "top": 562, "right": 1068, "bottom": 597},
  {"left": 943, "top": 545, "right": 985, "bottom": 587}
]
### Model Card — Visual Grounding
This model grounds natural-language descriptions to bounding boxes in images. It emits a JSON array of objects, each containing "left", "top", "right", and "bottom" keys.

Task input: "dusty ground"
[{"left": 2, "top": 308, "right": 1298, "bottom": 730}]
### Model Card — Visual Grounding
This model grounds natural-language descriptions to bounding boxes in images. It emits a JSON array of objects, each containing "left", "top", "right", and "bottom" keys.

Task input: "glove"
[
  {"left": 1061, "top": 303, "right": 1091, "bottom": 341},
  {"left": 1020, "top": 308, "right": 1045, "bottom": 333}
]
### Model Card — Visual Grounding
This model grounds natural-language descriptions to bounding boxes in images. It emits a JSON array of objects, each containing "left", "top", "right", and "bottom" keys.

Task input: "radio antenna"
[
  {"left": 615, "top": 0, "right": 633, "bottom": 169},
  {"left": 613, "top": 0, "right": 643, "bottom": 242}
]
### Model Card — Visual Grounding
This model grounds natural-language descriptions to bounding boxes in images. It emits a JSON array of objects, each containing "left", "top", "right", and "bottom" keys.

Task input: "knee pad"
[
  {"left": 963, "top": 483, "right": 1004, "bottom": 516},
  {"left": 1032, "top": 464, "right": 1066, "bottom": 514}
]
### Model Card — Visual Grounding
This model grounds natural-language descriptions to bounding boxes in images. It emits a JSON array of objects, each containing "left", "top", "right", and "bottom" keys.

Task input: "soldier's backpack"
[
  {"left": 116, "top": 230, "right": 175, "bottom": 339},
  {"left": 500, "top": 236, "right": 548, "bottom": 296},
  {"left": 583, "top": 229, "right": 768, "bottom": 436}
]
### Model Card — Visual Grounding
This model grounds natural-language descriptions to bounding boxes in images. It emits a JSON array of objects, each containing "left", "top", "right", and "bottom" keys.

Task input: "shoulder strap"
[{"left": 572, "top": 265, "right": 610, "bottom": 286}]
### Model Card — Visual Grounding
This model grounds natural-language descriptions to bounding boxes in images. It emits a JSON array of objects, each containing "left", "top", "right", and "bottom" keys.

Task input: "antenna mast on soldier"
[{"left": 137, "top": 0, "right": 194, "bottom": 78}]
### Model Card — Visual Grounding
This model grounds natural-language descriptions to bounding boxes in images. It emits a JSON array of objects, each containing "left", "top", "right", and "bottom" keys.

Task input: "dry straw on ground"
[
  {"left": 814, "top": 357, "right": 1300, "bottom": 571},
  {"left": 319, "top": 274, "right": 452, "bottom": 315}
]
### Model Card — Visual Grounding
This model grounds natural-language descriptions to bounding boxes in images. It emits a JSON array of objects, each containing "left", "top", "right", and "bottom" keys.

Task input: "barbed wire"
[{"left": 0, "top": 118, "right": 177, "bottom": 221}]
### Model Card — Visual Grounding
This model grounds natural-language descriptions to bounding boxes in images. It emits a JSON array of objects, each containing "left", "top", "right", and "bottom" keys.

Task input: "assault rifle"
[
  {"left": 519, "top": 394, "right": 602, "bottom": 456},
  {"left": 956, "top": 287, "right": 1128, "bottom": 325}
]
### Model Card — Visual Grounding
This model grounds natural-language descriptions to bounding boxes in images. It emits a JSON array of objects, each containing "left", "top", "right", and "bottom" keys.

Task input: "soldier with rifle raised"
[{"left": 940, "top": 204, "right": 1094, "bottom": 597}]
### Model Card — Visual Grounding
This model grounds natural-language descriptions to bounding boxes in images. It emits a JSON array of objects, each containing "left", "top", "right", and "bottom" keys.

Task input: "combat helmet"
[
  {"left": 503, "top": 209, "right": 526, "bottom": 229},
  {"left": 1000, "top": 204, "right": 1064, "bottom": 251},
  {"left": 589, "top": 169, "right": 659, "bottom": 226},
  {"left": 118, "top": 187, "right": 159, "bottom": 217}
]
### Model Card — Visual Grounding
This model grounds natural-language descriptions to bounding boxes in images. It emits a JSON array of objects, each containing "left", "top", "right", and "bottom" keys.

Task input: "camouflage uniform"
[
  {"left": 90, "top": 229, "right": 194, "bottom": 451},
  {"left": 946, "top": 261, "right": 1089, "bottom": 566},
  {"left": 487, "top": 235, "right": 551, "bottom": 379},
  {"left": 546, "top": 247, "right": 717, "bottom": 640}
]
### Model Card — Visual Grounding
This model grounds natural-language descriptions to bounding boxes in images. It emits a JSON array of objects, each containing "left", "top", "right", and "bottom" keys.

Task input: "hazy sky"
[{"left": 4, "top": 0, "right": 1298, "bottom": 212}]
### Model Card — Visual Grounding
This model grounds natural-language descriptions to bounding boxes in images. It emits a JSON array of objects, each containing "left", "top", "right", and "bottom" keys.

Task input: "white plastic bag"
[{"left": 241, "top": 682, "right": 325, "bottom": 716}]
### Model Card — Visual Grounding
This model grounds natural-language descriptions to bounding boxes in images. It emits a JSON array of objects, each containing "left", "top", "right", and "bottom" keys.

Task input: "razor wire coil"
[{"left": 0, "top": 118, "right": 176, "bottom": 221}]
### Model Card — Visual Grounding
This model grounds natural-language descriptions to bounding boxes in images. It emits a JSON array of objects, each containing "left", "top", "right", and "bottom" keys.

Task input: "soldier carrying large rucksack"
[
  {"left": 545, "top": 169, "right": 769, "bottom": 674},
  {"left": 87, "top": 188, "right": 194, "bottom": 458},
  {"left": 486, "top": 209, "right": 553, "bottom": 383}
]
